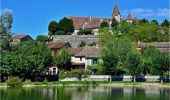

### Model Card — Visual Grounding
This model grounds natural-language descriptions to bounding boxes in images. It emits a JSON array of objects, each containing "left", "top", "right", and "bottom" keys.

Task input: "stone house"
[
  {"left": 68, "top": 46, "right": 101, "bottom": 69},
  {"left": 12, "top": 34, "right": 32, "bottom": 44}
]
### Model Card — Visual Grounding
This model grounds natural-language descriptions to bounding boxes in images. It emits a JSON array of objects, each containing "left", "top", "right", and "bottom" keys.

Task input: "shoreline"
[{"left": 0, "top": 81, "right": 170, "bottom": 88}]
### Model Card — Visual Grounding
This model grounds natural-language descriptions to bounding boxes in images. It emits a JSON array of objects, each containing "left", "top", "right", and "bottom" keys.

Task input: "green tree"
[
  {"left": 161, "top": 19, "right": 170, "bottom": 28},
  {"left": 100, "top": 21, "right": 109, "bottom": 28},
  {"left": 0, "top": 9, "right": 13, "bottom": 51},
  {"left": 139, "top": 18, "right": 148, "bottom": 24},
  {"left": 59, "top": 17, "right": 74, "bottom": 35},
  {"left": 111, "top": 18, "right": 119, "bottom": 30},
  {"left": 54, "top": 49, "right": 71, "bottom": 70},
  {"left": 99, "top": 28, "right": 132, "bottom": 75},
  {"left": 36, "top": 35, "right": 49, "bottom": 42},
  {"left": 126, "top": 52, "right": 141, "bottom": 82},
  {"left": 11, "top": 41, "right": 53, "bottom": 77},
  {"left": 79, "top": 41, "right": 86, "bottom": 47},
  {"left": 48, "top": 20, "right": 59, "bottom": 35}
]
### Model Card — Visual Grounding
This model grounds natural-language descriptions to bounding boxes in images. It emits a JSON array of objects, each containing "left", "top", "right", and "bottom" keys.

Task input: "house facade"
[{"left": 69, "top": 46, "right": 100, "bottom": 69}]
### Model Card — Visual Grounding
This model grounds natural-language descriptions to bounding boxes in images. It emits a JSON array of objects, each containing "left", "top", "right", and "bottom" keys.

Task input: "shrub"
[
  {"left": 24, "top": 79, "right": 32, "bottom": 85},
  {"left": 6, "top": 76, "right": 23, "bottom": 87},
  {"left": 87, "top": 64, "right": 102, "bottom": 75},
  {"left": 59, "top": 69, "right": 90, "bottom": 79},
  {"left": 79, "top": 41, "right": 86, "bottom": 47},
  {"left": 88, "top": 42, "right": 96, "bottom": 46},
  {"left": 78, "top": 29, "right": 93, "bottom": 35}
]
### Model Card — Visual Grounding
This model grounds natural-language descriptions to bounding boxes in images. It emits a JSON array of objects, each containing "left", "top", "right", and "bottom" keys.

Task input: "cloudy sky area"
[{"left": 1, "top": 0, "right": 170, "bottom": 38}]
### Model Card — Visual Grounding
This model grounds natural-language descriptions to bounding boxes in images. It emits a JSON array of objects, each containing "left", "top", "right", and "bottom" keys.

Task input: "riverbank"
[{"left": 0, "top": 81, "right": 170, "bottom": 88}]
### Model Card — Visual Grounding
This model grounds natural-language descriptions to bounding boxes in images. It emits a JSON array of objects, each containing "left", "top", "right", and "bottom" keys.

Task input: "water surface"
[{"left": 0, "top": 86, "right": 169, "bottom": 100}]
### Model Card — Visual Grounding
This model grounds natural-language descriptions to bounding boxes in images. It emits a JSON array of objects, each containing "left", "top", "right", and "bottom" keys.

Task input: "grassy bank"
[{"left": 0, "top": 81, "right": 170, "bottom": 88}]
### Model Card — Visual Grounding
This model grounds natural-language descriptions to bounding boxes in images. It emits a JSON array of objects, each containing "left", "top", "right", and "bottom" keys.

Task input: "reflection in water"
[{"left": 0, "top": 86, "right": 169, "bottom": 100}]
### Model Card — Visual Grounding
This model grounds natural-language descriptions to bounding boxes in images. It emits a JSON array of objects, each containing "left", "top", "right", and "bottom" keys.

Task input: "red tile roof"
[
  {"left": 74, "top": 46, "right": 100, "bottom": 58},
  {"left": 68, "top": 16, "right": 112, "bottom": 29},
  {"left": 46, "top": 42, "right": 70, "bottom": 50},
  {"left": 67, "top": 48, "right": 83, "bottom": 56},
  {"left": 12, "top": 34, "right": 29, "bottom": 40}
]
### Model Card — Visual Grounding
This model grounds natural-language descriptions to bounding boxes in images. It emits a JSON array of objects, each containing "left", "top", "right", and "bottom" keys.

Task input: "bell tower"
[{"left": 112, "top": 4, "right": 121, "bottom": 22}]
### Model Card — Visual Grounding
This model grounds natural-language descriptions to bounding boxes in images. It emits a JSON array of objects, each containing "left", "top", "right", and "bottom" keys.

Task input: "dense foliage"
[
  {"left": 0, "top": 41, "right": 53, "bottom": 77},
  {"left": 48, "top": 17, "right": 74, "bottom": 35},
  {"left": 54, "top": 49, "right": 71, "bottom": 70}
]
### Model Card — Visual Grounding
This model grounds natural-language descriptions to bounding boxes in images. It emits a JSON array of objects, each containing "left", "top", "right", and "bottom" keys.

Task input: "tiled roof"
[
  {"left": 112, "top": 4, "right": 120, "bottom": 17},
  {"left": 74, "top": 46, "right": 100, "bottom": 58},
  {"left": 137, "top": 42, "right": 170, "bottom": 48},
  {"left": 46, "top": 42, "right": 70, "bottom": 49},
  {"left": 67, "top": 48, "right": 83, "bottom": 56},
  {"left": 68, "top": 16, "right": 90, "bottom": 29},
  {"left": 68, "top": 16, "right": 112, "bottom": 29},
  {"left": 12, "top": 34, "right": 29, "bottom": 40},
  {"left": 84, "top": 18, "right": 101, "bottom": 29}
]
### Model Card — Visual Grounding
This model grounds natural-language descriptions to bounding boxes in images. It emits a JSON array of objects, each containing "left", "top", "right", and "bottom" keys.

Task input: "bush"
[
  {"left": 79, "top": 41, "right": 86, "bottom": 47},
  {"left": 24, "top": 79, "right": 32, "bottom": 85},
  {"left": 59, "top": 69, "right": 91, "bottom": 79},
  {"left": 78, "top": 29, "right": 93, "bottom": 35},
  {"left": 87, "top": 64, "right": 102, "bottom": 75},
  {"left": 6, "top": 76, "right": 23, "bottom": 87}
]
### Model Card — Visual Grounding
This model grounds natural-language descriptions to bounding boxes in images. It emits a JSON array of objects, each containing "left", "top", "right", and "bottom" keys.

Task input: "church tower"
[{"left": 112, "top": 4, "right": 121, "bottom": 22}]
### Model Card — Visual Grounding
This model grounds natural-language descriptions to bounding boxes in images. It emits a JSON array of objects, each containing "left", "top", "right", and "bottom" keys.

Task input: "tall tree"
[
  {"left": 0, "top": 9, "right": 13, "bottom": 51},
  {"left": 54, "top": 49, "right": 71, "bottom": 70},
  {"left": 48, "top": 20, "right": 59, "bottom": 35},
  {"left": 58, "top": 17, "right": 74, "bottom": 35}
]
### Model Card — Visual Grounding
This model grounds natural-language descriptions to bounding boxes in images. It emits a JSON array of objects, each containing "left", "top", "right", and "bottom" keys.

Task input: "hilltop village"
[{"left": 1, "top": 4, "right": 169, "bottom": 83}]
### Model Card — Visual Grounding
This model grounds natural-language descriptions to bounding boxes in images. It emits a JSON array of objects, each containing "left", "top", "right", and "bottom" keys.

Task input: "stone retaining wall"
[{"left": 51, "top": 35, "right": 99, "bottom": 47}]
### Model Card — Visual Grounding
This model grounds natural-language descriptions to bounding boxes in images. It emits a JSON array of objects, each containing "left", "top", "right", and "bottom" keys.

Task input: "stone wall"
[{"left": 51, "top": 35, "right": 99, "bottom": 47}]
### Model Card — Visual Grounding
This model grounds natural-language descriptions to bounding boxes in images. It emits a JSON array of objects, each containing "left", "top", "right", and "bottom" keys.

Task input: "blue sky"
[{"left": 1, "top": 0, "right": 170, "bottom": 38}]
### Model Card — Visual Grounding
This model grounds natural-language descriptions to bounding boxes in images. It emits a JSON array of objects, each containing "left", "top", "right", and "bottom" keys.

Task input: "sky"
[{"left": 1, "top": 0, "right": 170, "bottom": 38}]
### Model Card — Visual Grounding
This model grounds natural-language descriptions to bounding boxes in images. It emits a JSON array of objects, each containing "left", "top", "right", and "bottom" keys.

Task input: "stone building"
[{"left": 67, "top": 4, "right": 141, "bottom": 35}]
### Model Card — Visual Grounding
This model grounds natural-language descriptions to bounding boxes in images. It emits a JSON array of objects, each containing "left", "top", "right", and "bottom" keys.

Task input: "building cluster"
[{"left": 68, "top": 4, "right": 141, "bottom": 35}]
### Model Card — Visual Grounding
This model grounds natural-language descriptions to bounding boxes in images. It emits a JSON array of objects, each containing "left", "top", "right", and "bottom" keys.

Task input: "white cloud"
[
  {"left": 122, "top": 8, "right": 170, "bottom": 17},
  {"left": 156, "top": 8, "right": 170, "bottom": 16}
]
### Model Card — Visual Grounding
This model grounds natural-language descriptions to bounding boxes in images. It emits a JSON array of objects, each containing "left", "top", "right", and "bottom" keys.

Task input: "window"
[
  {"left": 80, "top": 57, "right": 82, "bottom": 61},
  {"left": 93, "top": 59, "right": 98, "bottom": 64},
  {"left": 53, "top": 68, "right": 56, "bottom": 75}
]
